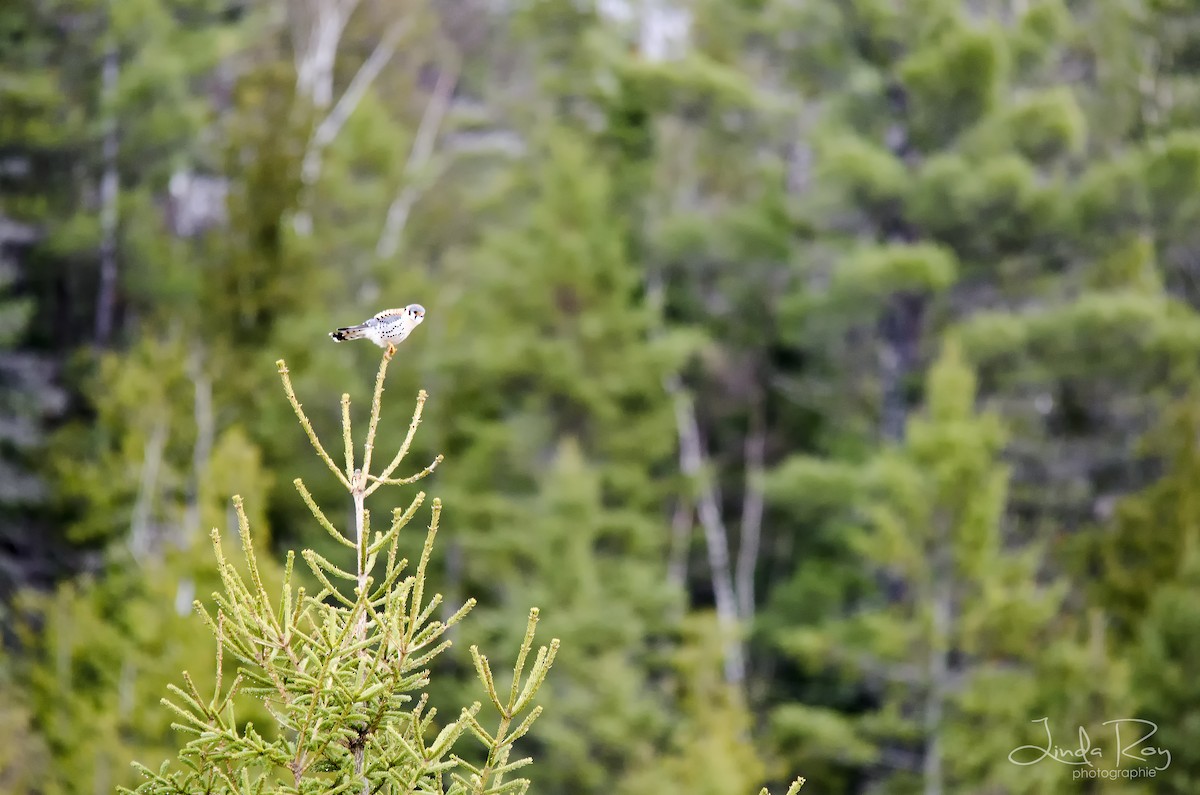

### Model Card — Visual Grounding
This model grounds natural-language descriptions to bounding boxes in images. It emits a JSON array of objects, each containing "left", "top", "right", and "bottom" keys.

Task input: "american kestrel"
[{"left": 329, "top": 304, "right": 425, "bottom": 357}]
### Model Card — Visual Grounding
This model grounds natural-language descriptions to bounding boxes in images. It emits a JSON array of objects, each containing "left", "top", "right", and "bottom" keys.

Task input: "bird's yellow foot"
[{"left": 385, "top": 344, "right": 396, "bottom": 359}]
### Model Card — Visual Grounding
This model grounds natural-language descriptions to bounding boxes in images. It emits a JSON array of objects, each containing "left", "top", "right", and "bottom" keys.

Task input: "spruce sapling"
[{"left": 123, "top": 353, "right": 559, "bottom": 795}]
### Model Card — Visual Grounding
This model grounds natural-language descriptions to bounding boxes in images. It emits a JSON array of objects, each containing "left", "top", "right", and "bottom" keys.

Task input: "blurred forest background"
[{"left": 3, "top": 0, "right": 1200, "bottom": 792}]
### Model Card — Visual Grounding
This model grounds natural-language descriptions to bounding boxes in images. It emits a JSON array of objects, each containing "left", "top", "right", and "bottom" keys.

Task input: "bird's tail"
[{"left": 329, "top": 325, "right": 366, "bottom": 342}]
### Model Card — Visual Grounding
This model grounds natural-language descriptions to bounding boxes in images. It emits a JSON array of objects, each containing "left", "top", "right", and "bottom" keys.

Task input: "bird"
[{"left": 329, "top": 304, "right": 426, "bottom": 357}]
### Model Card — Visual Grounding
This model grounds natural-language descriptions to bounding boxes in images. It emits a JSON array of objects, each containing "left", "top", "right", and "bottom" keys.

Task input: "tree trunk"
[
  {"left": 95, "top": 41, "right": 120, "bottom": 345},
  {"left": 129, "top": 416, "right": 169, "bottom": 562},
  {"left": 879, "top": 293, "right": 925, "bottom": 442},
  {"left": 184, "top": 349, "right": 213, "bottom": 544},
  {"left": 291, "top": 0, "right": 414, "bottom": 237},
  {"left": 668, "top": 376, "right": 746, "bottom": 686},
  {"left": 734, "top": 410, "right": 766, "bottom": 622},
  {"left": 924, "top": 582, "right": 949, "bottom": 795},
  {"left": 377, "top": 61, "right": 458, "bottom": 259},
  {"left": 666, "top": 498, "right": 692, "bottom": 593},
  {"left": 924, "top": 517, "right": 952, "bottom": 795}
]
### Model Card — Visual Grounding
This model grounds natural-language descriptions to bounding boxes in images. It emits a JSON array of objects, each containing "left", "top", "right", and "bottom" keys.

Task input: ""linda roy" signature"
[{"left": 1008, "top": 718, "right": 1170, "bottom": 771}]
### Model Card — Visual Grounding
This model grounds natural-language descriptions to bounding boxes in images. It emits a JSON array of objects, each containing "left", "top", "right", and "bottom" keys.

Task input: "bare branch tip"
[{"left": 276, "top": 359, "right": 288, "bottom": 373}]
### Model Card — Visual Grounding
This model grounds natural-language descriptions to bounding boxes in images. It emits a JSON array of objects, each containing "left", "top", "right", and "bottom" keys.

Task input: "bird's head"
[{"left": 406, "top": 304, "right": 426, "bottom": 324}]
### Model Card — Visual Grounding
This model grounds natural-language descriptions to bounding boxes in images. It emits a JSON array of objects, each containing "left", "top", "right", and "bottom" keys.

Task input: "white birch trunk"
[
  {"left": 734, "top": 416, "right": 766, "bottom": 622},
  {"left": 376, "top": 62, "right": 458, "bottom": 259},
  {"left": 183, "top": 349, "right": 213, "bottom": 543},
  {"left": 289, "top": 0, "right": 414, "bottom": 236},
  {"left": 129, "top": 416, "right": 169, "bottom": 562},
  {"left": 668, "top": 376, "right": 746, "bottom": 685}
]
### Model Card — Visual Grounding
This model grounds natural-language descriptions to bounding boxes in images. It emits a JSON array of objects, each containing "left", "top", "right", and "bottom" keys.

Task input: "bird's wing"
[
  {"left": 369, "top": 309, "right": 408, "bottom": 326},
  {"left": 371, "top": 307, "right": 408, "bottom": 324},
  {"left": 367, "top": 307, "right": 420, "bottom": 339}
]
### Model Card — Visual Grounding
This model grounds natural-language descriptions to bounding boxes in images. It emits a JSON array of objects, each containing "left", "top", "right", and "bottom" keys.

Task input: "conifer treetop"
[{"left": 124, "top": 352, "right": 559, "bottom": 795}]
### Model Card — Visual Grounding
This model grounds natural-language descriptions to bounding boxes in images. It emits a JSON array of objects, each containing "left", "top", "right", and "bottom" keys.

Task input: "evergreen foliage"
[
  {"left": 769, "top": 344, "right": 1074, "bottom": 791},
  {"left": 0, "top": 238, "right": 62, "bottom": 594},
  {"left": 8, "top": 0, "right": 1200, "bottom": 791},
  {"left": 414, "top": 127, "right": 703, "bottom": 795},
  {"left": 124, "top": 355, "right": 559, "bottom": 795}
]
